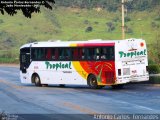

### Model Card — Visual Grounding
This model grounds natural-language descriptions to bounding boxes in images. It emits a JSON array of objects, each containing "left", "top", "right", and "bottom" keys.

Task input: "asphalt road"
[{"left": 0, "top": 66, "right": 160, "bottom": 120}]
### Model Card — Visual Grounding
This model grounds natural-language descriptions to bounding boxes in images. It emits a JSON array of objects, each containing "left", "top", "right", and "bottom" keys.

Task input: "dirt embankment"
[{"left": 0, "top": 64, "right": 19, "bottom": 68}]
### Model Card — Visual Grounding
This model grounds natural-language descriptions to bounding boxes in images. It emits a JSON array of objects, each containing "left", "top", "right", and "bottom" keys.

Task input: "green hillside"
[{"left": 0, "top": 7, "right": 160, "bottom": 63}]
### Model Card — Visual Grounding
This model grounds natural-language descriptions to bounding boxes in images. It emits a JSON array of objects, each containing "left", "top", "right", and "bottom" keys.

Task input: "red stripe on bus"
[{"left": 77, "top": 43, "right": 115, "bottom": 47}]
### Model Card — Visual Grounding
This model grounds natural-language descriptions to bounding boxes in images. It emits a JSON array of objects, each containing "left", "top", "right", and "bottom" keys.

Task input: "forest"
[{"left": 55, "top": 0, "right": 160, "bottom": 11}]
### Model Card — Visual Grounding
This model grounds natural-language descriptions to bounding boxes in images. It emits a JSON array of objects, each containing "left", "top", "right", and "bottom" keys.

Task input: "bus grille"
[{"left": 105, "top": 71, "right": 115, "bottom": 83}]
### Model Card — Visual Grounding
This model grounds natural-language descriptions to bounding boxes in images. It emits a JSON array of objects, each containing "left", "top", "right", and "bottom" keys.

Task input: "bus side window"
[
  {"left": 107, "top": 47, "right": 114, "bottom": 60},
  {"left": 100, "top": 47, "right": 115, "bottom": 60},
  {"left": 73, "top": 48, "right": 79, "bottom": 60},
  {"left": 85, "top": 48, "right": 89, "bottom": 60},
  {"left": 89, "top": 48, "right": 94, "bottom": 60},
  {"left": 81, "top": 48, "right": 86, "bottom": 60},
  {"left": 31, "top": 49, "right": 37, "bottom": 60},
  {"left": 101, "top": 48, "right": 107, "bottom": 60},
  {"left": 85, "top": 48, "right": 90, "bottom": 60},
  {"left": 94, "top": 48, "right": 100, "bottom": 60},
  {"left": 46, "top": 48, "right": 51, "bottom": 60},
  {"left": 86, "top": 48, "right": 90, "bottom": 60},
  {"left": 51, "top": 48, "right": 58, "bottom": 60},
  {"left": 78, "top": 48, "right": 83, "bottom": 60},
  {"left": 55, "top": 49, "right": 59, "bottom": 60},
  {"left": 80, "top": 48, "right": 94, "bottom": 60},
  {"left": 59, "top": 48, "right": 65, "bottom": 60},
  {"left": 65, "top": 48, "right": 71, "bottom": 60},
  {"left": 32, "top": 48, "right": 45, "bottom": 60}
]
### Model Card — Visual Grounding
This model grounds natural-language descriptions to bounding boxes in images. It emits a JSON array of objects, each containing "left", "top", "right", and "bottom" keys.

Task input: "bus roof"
[{"left": 20, "top": 38, "right": 145, "bottom": 49}]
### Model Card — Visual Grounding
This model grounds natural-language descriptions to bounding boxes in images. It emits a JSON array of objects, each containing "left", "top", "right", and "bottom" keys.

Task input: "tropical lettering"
[
  {"left": 45, "top": 61, "right": 72, "bottom": 70},
  {"left": 119, "top": 49, "right": 146, "bottom": 58}
]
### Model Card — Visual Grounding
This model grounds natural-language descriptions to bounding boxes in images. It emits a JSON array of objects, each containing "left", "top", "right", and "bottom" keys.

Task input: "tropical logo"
[
  {"left": 45, "top": 61, "right": 72, "bottom": 70},
  {"left": 119, "top": 49, "right": 146, "bottom": 58}
]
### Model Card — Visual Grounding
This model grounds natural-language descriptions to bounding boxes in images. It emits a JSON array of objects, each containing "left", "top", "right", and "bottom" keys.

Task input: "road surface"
[{"left": 0, "top": 66, "right": 160, "bottom": 120}]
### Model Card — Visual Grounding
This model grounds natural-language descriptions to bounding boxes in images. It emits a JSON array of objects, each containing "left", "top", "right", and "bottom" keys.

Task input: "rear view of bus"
[{"left": 114, "top": 39, "right": 149, "bottom": 86}]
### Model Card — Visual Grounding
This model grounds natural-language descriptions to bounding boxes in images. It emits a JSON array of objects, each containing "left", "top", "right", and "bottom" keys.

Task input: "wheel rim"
[
  {"left": 35, "top": 76, "right": 39, "bottom": 84},
  {"left": 90, "top": 77, "right": 97, "bottom": 87}
]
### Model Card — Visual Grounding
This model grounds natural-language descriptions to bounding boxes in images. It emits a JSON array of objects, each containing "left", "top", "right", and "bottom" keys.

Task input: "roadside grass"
[
  {"left": 0, "top": 58, "right": 19, "bottom": 63},
  {"left": 149, "top": 76, "right": 160, "bottom": 84}
]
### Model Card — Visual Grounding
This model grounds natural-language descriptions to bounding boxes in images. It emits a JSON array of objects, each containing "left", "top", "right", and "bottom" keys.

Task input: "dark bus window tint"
[
  {"left": 21, "top": 55, "right": 26, "bottom": 63},
  {"left": 100, "top": 47, "right": 114, "bottom": 60},
  {"left": 32, "top": 49, "right": 38, "bottom": 60},
  {"left": 39, "top": 48, "right": 45, "bottom": 60},
  {"left": 78, "top": 48, "right": 82, "bottom": 60},
  {"left": 73, "top": 48, "right": 79, "bottom": 60},
  {"left": 58, "top": 48, "right": 65, "bottom": 60},
  {"left": 20, "top": 47, "right": 31, "bottom": 70},
  {"left": 45, "top": 48, "right": 52, "bottom": 60},
  {"left": 65, "top": 48, "right": 72, "bottom": 60},
  {"left": 101, "top": 48, "right": 107, "bottom": 60},
  {"left": 51, "top": 48, "right": 57, "bottom": 60},
  {"left": 31, "top": 48, "right": 45, "bottom": 60},
  {"left": 107, "top": 47, "right": 114, "bottom": 60},
  {"left": 83, "top": 48, "right": 92, "bottom": 60},
  {"left": 85, "top": 48, "right": 94, "bottom": 60},
  {"left": 20, "top": 48, "right": 30, "bottom": 63},
  {"left": 31, "top": 46, "right": 114, "bottom": 61},
  {"left": 73, "top": 48, "right": 84, "bottom": 61},
  {"left": 20, "top": 48, "right": 30, "bottom": 54},
  {"left": 75, "top": 48, "right": 96, "bottom": 60},
  {"left": 94, "top": 48, "right": 100, "bottom": 60},
  {"left": 81, "top": 48, "right": 86, "bottom": 60},
  {"left": 57, "top": 48, "right": 72, "bottom": 61}
]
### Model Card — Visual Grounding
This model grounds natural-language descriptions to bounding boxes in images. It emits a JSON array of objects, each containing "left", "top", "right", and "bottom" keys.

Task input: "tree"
[
  {"left": 106, "top": 22, "right": 115, "bottom": 32},
  {"left": 0, "top": 0, "right": 55, "bottom": 18}
]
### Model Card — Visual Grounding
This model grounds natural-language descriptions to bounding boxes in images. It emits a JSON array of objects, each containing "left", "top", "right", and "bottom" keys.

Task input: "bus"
[{"left": 20, "top": 38, "right": 149, "bottom": 89}]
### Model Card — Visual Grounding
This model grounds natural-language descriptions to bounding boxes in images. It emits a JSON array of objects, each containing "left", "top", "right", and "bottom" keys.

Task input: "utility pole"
[{"left": 122, "top": 0, "right": 125, "bottom": 39}]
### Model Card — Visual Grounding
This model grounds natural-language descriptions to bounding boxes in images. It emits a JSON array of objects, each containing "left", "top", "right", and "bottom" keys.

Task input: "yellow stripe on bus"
[{"left": 70, "top": 43, "right": 88, "bottom": 80}]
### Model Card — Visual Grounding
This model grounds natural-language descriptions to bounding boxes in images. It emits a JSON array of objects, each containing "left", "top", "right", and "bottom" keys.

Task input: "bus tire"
[
  {"left": 87, "top": 74, "right": 98, "bottom": 89},
  {"left": 34, "top": 75, "right": 42, "bottom": 87},
  {"left": 111, "top": 84, "right": 124, "bottom": 89}
]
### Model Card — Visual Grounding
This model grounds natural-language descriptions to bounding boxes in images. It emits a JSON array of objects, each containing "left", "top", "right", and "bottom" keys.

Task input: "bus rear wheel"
[
  {"left": 87, "top": 74, "right": 99, "bottom": 89},
  {"left": 34, "top": 75, "right": 42, "bottom": 87}
]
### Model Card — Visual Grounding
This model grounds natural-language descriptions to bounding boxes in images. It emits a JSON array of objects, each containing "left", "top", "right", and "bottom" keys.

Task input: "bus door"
[{"left": 20, "top": 48, "right": 31, "bottom": 73}]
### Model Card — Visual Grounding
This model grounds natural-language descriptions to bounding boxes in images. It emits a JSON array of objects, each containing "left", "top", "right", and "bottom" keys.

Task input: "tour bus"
[{"left": 20, "top": 38, "right": 149, "bottom": 89}]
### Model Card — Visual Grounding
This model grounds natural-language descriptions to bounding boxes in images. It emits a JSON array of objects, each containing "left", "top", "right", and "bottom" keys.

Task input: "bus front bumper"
[{"left": 20, "top": 72, "right": 31, "bottom": 84}]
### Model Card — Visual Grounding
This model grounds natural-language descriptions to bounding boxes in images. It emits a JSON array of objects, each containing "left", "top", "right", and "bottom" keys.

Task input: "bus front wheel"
[
  {"left": 87, "top": 74, "right": 98, "bottom": 89},
  {"left": 34, "top": 75, "right": 42, "bottom": 87}
]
